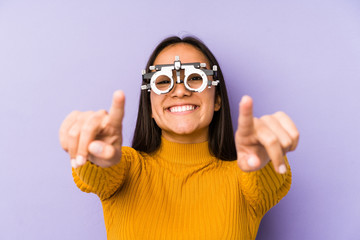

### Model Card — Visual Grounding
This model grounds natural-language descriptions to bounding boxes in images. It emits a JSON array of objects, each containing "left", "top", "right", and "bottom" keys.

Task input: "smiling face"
[{"left": 150, "top": 43, "right": 221, "bottom": 143}]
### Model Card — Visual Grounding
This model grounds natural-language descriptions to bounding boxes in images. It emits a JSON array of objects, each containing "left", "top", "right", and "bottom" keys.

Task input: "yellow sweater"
[{"left": 73, "top": 138, "right": 291, "bottom": 240}]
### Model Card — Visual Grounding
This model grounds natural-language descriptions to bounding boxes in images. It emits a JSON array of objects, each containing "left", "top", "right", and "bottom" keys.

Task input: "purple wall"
[{"left": 1, "top": 0, "right": 359, "bottom": 239}]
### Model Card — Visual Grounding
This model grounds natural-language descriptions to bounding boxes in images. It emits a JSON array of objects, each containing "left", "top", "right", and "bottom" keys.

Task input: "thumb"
[
  {"left": 88, "top": 140, "right": 118, "bottom": 160},
  {"left": 237, "top": 151, "right": 261, "bottom": 171}
]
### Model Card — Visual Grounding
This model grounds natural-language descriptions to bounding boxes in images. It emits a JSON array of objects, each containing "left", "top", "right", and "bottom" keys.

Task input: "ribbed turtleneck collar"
[{"left": 153, "top": 137, "right": 216, "bottom": 165}]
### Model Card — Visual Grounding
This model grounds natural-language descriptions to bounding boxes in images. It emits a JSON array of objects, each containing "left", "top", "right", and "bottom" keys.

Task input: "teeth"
[{"left": 169, "top": 105, "right": 196, "bottom": 113}]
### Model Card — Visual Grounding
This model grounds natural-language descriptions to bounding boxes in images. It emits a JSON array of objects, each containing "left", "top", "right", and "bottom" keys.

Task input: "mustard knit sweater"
[{"left": 73, "top": 138, "right": 291, "bottom": 240}]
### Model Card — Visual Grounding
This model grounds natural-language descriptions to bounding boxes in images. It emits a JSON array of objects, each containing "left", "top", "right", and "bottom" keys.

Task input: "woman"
[{"left": 59, "top": 36, "right": 299, "bottom": 239}]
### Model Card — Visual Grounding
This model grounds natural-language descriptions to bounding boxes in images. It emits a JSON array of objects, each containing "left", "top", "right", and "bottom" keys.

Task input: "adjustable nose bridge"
[
  {"left": 174, "top": 55, "right": 181, "bottom": 83},
  {"left": 172, "top": 69, "right": 186, "bottom": 85},
  {"left": 170, "top": 69, "right": 190, "bottom": 97}
]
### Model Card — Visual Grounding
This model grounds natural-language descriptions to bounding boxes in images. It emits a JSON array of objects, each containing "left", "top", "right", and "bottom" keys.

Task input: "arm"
[
  {"left": 72, "top": 147, "right": 131, "bottom": 200},
  {"left": 59, "top": 90, "right": 128, "bottom": 199},
  {"left": 238, "top": 156, "right": 291, "bottom": 217},
  {"left": 235, "top": 96, "right": 298, "bottom": 214}
]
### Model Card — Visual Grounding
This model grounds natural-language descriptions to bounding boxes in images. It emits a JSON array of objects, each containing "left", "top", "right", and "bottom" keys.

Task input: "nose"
[
  {"left": 169, "top": 70, "right": 191, "bottom": 98},
  {"left": 169, "top": 81, "right": 191, "bottom": 98}
]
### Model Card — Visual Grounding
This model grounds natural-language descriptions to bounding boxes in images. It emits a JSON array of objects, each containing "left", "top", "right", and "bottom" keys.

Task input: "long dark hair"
[{"left": 132, "top": 36, "right": 237, "bottom": 161}]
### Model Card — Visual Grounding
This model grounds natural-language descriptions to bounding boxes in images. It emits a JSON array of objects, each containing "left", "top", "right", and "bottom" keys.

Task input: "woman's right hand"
[{"left": 59, "top": 90, "right": 125, "bottom": 168}]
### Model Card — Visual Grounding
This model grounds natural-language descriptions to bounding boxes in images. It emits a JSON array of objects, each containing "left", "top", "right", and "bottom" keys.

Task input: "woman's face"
[{"left": 150, "top": 43, "right": 221, "bottom": 143}]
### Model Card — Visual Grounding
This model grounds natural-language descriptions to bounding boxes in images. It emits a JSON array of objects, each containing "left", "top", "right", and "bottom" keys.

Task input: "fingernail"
[
  {"left": 279, "top": 164, "right": 287, "bottom": 174},
  {"left": 89, "top": 142, "right": 103, "bottom": 155},
  {"left": 240, "top": 96, "right": 245, "bottom": 105},
  {"left": 71, "top": 159, "right": 78, "bottom": 168},
  {"left": 240, "top": 95, "right": 249, "bottom": 104},
  {"left": 76, "top": 155, "right": 85, "bottom": 166},
  {"left": 247, "top": 156, "right": 257, "bottom": 167}
]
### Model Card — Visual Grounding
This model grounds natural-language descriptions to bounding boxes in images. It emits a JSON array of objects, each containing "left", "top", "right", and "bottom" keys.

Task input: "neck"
[
  {"left": 154, "top": 137, "right": 214, "bottom": 165},
  {"left": 161, "top": 130, "right": 208, "bottom": 144}
]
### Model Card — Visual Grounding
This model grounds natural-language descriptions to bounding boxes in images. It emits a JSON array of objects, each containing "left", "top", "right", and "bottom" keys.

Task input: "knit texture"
[{"left": 72, "top": 138, "right": 291, "bottom": 240}]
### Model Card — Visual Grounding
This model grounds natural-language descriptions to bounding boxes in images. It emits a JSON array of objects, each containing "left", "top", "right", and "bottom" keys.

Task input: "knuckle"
[
  {"left": 96, "top": 109, "right": 107, "bottom": 116},
  {"left": 67, "top": 110, "right": 79, "bottom": 119},
  {"left": 260, "top": 115, "right": 271, "bottom": 121},
  {"left": 59, "top": 138, "right": 68, "bottom": 151},
  {"left": 282, "top": 139, "right": 292, "bottom": 150},
  {"left": 294, "top": 131, "right": 300, "bottom": 141},
  {"left": 290, "top": 131, "right": 300, "bottom": 142},
  {"left": 86, "top": 111, "right": 96, "bottom": 118},
  {"left": 59, "top": 128, "right": 65, "bottom": 137},
  {"left": 68, "top": 127, "right": 80, "bottom": 138},
  {"left": 77, "top": 111, "right": 93, "bottom": 120},
  {"left": 61, "top": 112, "right": 77, "bottom": 127},
  {"left": 274, "top": 111, "right": 286, "bottom": 117},
  {"left": 81, "top": 124, "right": 95, "bottom": 134},
  {"left": 265, "top": 135, "right": 278, "bottom": 147},
  {"left": 75, "top": 113, "right": 83, "bottom": 121},
  {"left": 67, "top": 111, "right": 81, "bottom": 120},
  {"left": 82, "top": 116, "right": 103, "bottom": 133}
]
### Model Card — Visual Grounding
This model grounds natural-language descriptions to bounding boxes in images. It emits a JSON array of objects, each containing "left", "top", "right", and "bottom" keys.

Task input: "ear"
[{"left": 214, "top": 94, "right": 221, "bottom": 111}]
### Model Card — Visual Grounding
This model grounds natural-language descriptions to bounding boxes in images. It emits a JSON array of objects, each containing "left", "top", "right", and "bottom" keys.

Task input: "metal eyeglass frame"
[{"left": 141, "top": 56, "right": 219, "bottom": 95}]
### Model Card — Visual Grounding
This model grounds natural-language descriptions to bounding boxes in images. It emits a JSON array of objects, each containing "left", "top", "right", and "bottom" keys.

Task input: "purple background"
[{"left": 1, "top": 0, "right": 359, "bottom": 239}]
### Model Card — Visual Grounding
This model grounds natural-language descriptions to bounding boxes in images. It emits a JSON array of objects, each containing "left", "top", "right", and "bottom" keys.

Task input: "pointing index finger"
[
  {"left": 238, "top": 95, "right": 255, "bottom": 137},
  {"left": 108, "top": 90, "right": 125, "bottom": 128}
]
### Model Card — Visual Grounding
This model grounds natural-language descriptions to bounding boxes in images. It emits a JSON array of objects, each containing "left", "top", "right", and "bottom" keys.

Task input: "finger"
[
  {"left": 59, "top": 111, "right": 80, "bottom": 151},
  {"left": 88, "top": 140, "right": 117, "bottom": 160},
  {"left": 273, "top": 111, "right": 300, "bottom": 151},
  {"left": 254, "top": 119, "right": 286, "bottom": 174},
  {"left": 66, "top": 112, "right": 92, "bottom": 164},
  {"left": 237, "top": 95, "right": 255, "bottom": 137},
  {"left": 67, "top": 123, "right": 82, "bottom": 161},
  {"left": 76, "top": 110, "right": 108, "bottom": 166},
  {"left": 260, "top": 115, "right": 293, "bottom": 153},
  {"left": 88, "top": 140, "right": 121, "bottom": 168},
  {"left": 237, "top": 151, "right": 262, "bottom": 172},
  {"left": 70, "top": 158, "right": 78, "bottom": 169},
  {"left": 107, "top": 90, "right": 125, "bottom": 129}
]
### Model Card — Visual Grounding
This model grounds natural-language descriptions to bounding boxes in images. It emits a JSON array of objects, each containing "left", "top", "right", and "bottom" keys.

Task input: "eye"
[
  {"left": 157, "top": 80, "right": 171, "bottom": 85},
  {"left": 189, "top": 76, "right": 202, "bottom": 81},
  {"left": 155, "top": 76, "right": 171, "bottom": 85}
]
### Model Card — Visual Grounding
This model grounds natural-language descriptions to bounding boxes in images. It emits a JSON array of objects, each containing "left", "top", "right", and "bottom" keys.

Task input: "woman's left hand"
[{"left": 235, "top": 95, "right": 299, "bottom": 174}]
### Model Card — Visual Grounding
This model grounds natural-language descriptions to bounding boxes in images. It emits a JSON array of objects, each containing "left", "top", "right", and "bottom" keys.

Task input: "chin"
[
  {"left": 172, "top": 123, "right": 199, "bottom": 134},
  {"left": 172, "top": 128, "right": 196, "bottom": 136}
]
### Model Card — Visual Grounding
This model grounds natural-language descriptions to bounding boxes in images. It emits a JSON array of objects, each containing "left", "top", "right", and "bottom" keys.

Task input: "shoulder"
[
  {"left": 213, "top": 159, "right": 243, "bottom": 178},
  {"left": 121, "top": 146, "right": 155, "bottom": 165},
  {"left": 217, "top": 159, "right": 240, "bottom": 171},
  {"left": 122, "top": 146, "right": 147, "bottom": 158}
]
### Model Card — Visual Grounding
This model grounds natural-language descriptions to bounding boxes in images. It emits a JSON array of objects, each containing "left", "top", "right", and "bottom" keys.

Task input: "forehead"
[{"left": 154, "top": 43, "right": 210, "bottom": 66}]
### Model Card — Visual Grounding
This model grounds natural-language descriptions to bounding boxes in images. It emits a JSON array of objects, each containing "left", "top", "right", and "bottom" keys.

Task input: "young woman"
[{"left": 59, "top": 36, "right": 299, "bottom": 239}]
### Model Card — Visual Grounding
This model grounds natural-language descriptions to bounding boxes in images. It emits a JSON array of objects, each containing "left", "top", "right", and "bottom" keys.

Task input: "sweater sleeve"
[
  {"left": 72, "top": 146, "right": 133, "bottom": 201},
  {"left": 238, "top": 156, "right": 292, "bottom": 218}
]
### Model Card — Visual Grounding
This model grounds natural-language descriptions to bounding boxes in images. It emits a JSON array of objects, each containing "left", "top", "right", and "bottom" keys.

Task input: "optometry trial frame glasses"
[{"left": 141, "top": 56, "right": 219, "bottom": 95}]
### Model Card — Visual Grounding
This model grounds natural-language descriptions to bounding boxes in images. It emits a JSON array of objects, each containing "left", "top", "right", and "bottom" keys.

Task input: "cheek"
[
  {"left": 204, "top": 88, "right": 217, "bottom": 108},
  {"left": 150, "top": 93, "right": 162, "bottom": 119},
  {"left": 202, "top": 89, "right": 218, "bottom": 121},
  {"left": 150, "top": 98, "right": 156, "bottom": 119}
]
